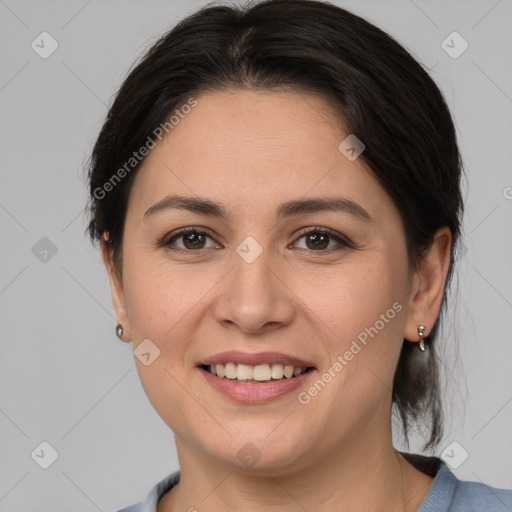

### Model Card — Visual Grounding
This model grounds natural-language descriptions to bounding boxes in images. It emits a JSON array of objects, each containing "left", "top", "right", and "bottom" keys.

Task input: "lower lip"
[{"left": 199, "top": 367, "right": 314, "bottom": 403}]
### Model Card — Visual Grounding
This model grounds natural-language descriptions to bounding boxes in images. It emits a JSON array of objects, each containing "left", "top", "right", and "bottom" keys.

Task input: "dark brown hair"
[{"left": 86, "top": 0, "right": 465, "bottom": 450}]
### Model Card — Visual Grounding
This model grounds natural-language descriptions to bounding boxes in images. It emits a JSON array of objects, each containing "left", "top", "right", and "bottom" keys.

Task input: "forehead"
[{"left": 126, "top": 89, "right": 393, "bottom": 224}]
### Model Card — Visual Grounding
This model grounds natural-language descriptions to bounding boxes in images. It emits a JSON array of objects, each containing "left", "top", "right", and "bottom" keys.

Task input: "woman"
[{"left": 85, "top": 0, "right": 512, "bottom": 510}]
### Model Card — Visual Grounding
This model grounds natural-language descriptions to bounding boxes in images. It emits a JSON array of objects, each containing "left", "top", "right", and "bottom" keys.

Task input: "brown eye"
[
  {"left": 164, "top": 229, "right": 219, "bottom": 251},
  {"left": 304, "top": 232, "right": 330, "bottom": 250},
  {"left": 293, "top": 229, "right": 351, "bottom": 252},
  {"left": 181, "top": 232, "right": 206, "bottom": 249}
]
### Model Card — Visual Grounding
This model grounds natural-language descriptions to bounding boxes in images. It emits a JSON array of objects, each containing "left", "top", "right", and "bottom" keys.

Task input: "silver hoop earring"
[
  {"left": 115, "top": 323, "right": 124, "bottom": 340},
  {"left": 418, "top": 324, "right": 426, "bottom": 351}
]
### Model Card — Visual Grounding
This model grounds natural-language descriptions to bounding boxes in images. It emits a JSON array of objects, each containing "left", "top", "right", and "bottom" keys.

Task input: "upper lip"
[{"left": 200, "top": 351, "right": 315, "bottom": 368}]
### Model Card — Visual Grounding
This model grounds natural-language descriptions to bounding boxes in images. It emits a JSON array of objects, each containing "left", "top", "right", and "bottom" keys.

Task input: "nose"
[{"left": 212, "top": 247, "right": 295, "bottom": 335}]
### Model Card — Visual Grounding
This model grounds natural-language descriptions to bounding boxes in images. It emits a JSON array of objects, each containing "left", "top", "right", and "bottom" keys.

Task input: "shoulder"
[
  {"left": 401, "top": 452, "right": 512, "bottom": 512},
  {"left": 418, "top": 461, "right": 512, "bottom": 512},
  {"left": 449, "top": 475, "right": 512, "bottom": 512},
  {"left": 115, "top": 470, "right": 181, "bottom": 512}
]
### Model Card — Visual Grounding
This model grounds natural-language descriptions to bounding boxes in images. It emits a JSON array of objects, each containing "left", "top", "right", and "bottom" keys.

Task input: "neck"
[{"left": 159, "top": 422, "right": 434, "bottom": 512}]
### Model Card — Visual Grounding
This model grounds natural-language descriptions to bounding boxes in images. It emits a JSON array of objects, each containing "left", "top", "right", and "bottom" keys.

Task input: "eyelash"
[{"left": 160, "top": 226, "right": 354, "bottom": 254}]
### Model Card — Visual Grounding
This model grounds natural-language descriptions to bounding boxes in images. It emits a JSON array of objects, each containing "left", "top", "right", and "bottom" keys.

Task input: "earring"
[
  {"left": 115, "top": 323, "right": 124, "bottom": 340},
  {"left": 418, "top": 325, "right": 426, "bottom": 351}
]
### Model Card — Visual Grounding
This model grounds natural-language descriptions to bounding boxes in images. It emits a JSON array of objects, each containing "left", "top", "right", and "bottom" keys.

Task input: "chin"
[{"left": 201, "top": 429, "right": 314, "bottom": 473}]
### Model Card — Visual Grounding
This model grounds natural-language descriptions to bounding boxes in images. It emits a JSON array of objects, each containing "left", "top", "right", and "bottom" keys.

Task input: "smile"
[{"left": 203, "top": 362, "right": 311, "bottom": 382}]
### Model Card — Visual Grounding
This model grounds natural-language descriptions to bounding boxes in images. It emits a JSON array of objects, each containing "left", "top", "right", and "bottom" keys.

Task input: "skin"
[{"left": 101, "top": 89, "right": 452, "bottom": 511}]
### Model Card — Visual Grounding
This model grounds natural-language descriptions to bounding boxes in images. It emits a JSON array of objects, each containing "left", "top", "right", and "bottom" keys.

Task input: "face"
[{"left": 106, "top": 89, "right": 430, "bottom": 473}]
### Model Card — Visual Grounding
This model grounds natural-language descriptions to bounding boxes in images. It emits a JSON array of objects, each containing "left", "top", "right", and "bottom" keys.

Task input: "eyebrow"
[{"left": 143, "top": 194, "right": 374, "bottom": 223}]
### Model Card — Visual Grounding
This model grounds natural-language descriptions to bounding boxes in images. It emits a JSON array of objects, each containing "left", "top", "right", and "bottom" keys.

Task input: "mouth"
[
  {"left": 197, "top": 351, "right": 317, "bottom": 403},
  {"left": 200, "top": 363, "right": 314, "bottom": 383}
]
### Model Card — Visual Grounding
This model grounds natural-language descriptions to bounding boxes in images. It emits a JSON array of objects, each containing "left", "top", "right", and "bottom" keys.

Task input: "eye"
[
  {"left": 162, "top": 228, "right": 220, "bottom": 251},
  {"left": 160, "top": 226, "right": 353, "bottom": 253},
  {"left": 292, "top": 228, "right": 352, "bottom": 252}
]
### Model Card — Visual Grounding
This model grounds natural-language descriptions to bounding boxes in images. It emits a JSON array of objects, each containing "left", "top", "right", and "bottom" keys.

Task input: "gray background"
[{"left": 1, "top": 0, "right": 511, "bottom": 510}]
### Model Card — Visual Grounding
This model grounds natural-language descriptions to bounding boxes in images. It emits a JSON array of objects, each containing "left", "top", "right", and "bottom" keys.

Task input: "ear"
[
  {"left": 404, "top": 226, "right": 452, "bottom": 344},
  {"left": 101, "top": 232, "right": 131, "bottom": 342}
]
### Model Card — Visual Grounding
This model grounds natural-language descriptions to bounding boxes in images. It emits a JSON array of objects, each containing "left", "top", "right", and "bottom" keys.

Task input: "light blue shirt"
[{"left": 116, "top": 456, "right": 512, "bottom": 512}]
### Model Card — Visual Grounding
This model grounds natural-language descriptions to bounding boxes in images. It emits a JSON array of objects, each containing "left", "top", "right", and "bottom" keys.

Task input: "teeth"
[
  {"left": 283, "top": 365, "right": 294, "bottom": 378},
  {"left": 253, "top": 364, "right": 271, "bottom": 381},
  {"left": 225, "top": 362, "right": 237, "bottom": 379},
  {"left": 271, "top": 364, "right": 284, "bottom": 379},
  {"left": 236, "top": 363, "right": 253, "bottom": 380},
  {"left": 207, "top": 363, "right": 308, "bottom": 381}
]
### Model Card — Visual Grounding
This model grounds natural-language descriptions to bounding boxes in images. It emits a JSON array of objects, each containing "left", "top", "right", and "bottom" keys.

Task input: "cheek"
[
  {"left": 301, "top": 256, "right": 401, "bottom": 349},
  {"left": 121, "top": 253, "right": 225, "bottom": 433},
  {"left": 123, "top": 249, "right": 214, "bottom": 344},
  {"left": 297, "top": 256, "right": 406, "bottom": 407}
]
